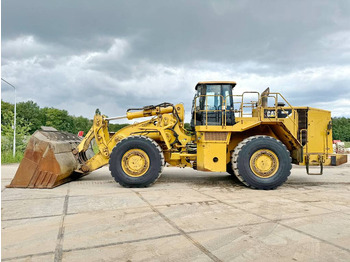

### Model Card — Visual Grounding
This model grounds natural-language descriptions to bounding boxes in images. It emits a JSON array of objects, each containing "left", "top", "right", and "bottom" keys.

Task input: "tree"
[
  {"left": 1, "top": 110, "right": 31, "bottom": 153},
  {"left": 332, "top": 117, "right": 350, "bottom": 141},
  {"left": 72, "top": 116, "right": 93, "bottom": 134},
  {"left": 184, "top": 123, "right": 192, "bottom": 132},
  {"left": 17, "top": 101, "right": 45, "bottom": 134},
  {"left": 42, "top": 107, "right": 75, "bottom": 132},
  {"left": 1, "top": 100, "right": 14, "bottom": 127},
  {"left": 108, "top": 123, "right": 129, "bottom": 132}
]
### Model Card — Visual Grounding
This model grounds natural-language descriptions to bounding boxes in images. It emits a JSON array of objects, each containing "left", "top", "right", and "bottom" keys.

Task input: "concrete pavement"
[{"left": 2, "top": 163, "right": 350, "bottom": 261}]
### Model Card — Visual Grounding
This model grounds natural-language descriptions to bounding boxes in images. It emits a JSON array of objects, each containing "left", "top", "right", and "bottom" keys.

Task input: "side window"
[
  {"left": 192, "top": 85, "right": 203, "bottom": 112},
  {"left": 222, "top": 85, "right": 233, "bottom": 110}
]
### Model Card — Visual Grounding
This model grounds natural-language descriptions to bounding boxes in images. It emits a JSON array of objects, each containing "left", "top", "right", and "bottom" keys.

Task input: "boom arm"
[{"left": 76, "top": 103, "right": 192, "bottom": 173}]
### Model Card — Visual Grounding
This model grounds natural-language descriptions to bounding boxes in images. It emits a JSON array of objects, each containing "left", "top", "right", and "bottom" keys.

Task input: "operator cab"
[{"left": 190, "top": 81, "right": 236, "bottom": 129}]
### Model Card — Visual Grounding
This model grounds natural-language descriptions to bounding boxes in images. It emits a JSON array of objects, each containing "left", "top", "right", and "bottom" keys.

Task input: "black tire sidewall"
[
  {"left": 237, "top": 137, "right": 291, "bottom": 189},
  {"left": 109, "top": 137, "right": 162, "bottom": 187}
]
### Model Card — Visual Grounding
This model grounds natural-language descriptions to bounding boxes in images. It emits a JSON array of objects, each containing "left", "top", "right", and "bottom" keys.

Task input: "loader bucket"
[{"left": 7, "top": 127, "right": 93, "bottom": 189}]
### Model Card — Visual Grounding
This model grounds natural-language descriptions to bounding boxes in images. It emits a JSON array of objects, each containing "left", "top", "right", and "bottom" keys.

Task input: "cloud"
[
  {"left": 2, "top": 1, "right": 350, "bottom": 123},
  {"left": 2, "top": 34, "right": 350, "bottom": 122},
  {"left": 1, "top": 35, "right": 49, "bottom": 60}
]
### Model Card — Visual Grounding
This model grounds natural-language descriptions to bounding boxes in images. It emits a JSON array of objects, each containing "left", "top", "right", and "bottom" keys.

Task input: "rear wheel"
[
  {"left": 232, "top": 135, "right": 291, "bottom": 189},
  {"left": 109, "top": 136, "right": 164, "bottom": 187}
]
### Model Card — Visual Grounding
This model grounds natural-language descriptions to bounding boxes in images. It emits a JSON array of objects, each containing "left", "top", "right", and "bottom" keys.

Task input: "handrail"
[
  {"left": 261, "top": 93, "right": 298, "bottom": 133},
  {"left": 194, "top": 94, "right": 225, "bottom": 127},
  {"left": 194, "top": 91, "right": 297, "bottom": 130},
  {"left": 228, "top": 92, "right": 260, "bottom": 118}
]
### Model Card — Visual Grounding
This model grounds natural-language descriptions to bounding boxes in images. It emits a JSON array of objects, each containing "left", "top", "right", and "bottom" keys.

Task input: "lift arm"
[{"left": 76, "top": 103, "right": 192, "bottom": 173}]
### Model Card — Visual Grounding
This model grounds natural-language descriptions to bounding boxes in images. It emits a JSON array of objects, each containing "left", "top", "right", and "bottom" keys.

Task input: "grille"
[{"left": 204, "top": 132, "right": 228, "bottom": 141}]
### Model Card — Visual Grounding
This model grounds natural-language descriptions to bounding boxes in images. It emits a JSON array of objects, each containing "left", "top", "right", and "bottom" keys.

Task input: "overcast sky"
[{"left": 2, "top": 0, "right": 350, "bottom": 122}]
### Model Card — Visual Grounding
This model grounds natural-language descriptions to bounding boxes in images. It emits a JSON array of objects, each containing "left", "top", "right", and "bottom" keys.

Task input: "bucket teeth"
[{"left": 7, "top": 128, "right": 94, "bottom": 189}]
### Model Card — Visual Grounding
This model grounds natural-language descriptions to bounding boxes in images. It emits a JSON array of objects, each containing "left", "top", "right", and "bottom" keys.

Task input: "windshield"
[{"left": 206, "top": 84, "right": 233, "bottom": 110}]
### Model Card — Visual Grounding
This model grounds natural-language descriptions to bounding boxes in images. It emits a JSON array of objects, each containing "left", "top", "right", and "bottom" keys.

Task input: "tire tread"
[
  {"left": 109, "top": 135, "right": 164, "bottom": 188},
  {"left": 231, "top": 135, "right": 292, "bottom": 190}
]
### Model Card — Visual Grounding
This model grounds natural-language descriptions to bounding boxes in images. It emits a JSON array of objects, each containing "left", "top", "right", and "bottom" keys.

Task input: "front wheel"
[
  {"left": 232, "top": 135, "right": 292, "bottom": 190},
  {"left": 109, "top": 136, "right": 164, "bottom": 188}
]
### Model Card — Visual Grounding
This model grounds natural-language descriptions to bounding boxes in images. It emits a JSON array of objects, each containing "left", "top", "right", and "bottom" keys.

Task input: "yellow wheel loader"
[{"left": 8, "top": 81, "right": 347, "bottom": 189}]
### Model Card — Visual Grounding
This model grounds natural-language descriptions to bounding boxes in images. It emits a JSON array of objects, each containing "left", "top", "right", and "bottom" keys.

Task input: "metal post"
[
  {"left": 1, "top": 78, "right": 17, "bottom": 157},
  {"left": 14, "top": 87, "right": 17, "bottom": 157}
]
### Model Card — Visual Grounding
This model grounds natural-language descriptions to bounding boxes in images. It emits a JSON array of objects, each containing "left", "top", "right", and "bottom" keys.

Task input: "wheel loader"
[{"left": 8, "top": 81, "right": 347, "bottom": 189}]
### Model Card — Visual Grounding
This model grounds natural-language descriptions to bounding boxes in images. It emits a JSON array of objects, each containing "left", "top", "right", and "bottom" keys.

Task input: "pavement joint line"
[
  {"left": 61, "top": 221, "right": 275, "bottom": 254},
  {"left": 54, "top": 188, "right": 70, "bottom": 262},
  {"left": 71, "top": 179, "right": 115, "bottom": 182},
  {"left": 277, "top": 222, "right": 350, "bottom": 253},
  {"left": 194, "top": 189, "right": 350, "bottom": 254},
  {"left": 269, "top": 210, "right": 337, "bottom": 223},
  {"left": 2, "top": 187, "right": 347, "bottom": 216},
  {"left": 190, "top": 189, "right": 340, "bottom": 224},
  {"left": 63, "top": 200, "right": 223, "bottom": 216},
  {"left": 133, "top": 186, "right": 211, "bottom": 192},
  {"left": 69, "top": 192, "right": 131, "bottom": 197},
  {"left": 2, "top": 196, "right": 65, "bottom": 202},
  {"left": 192, "top": 187, "right": 334, "bottom": 220},
  {"left": 186, "top": 220, "right": 272, "bottom": 235},
  {"left": 0, "top": 209, "right": 237, "bottom": 258},
  {"left": 279, "top": 194, "right": 350, "bottom": 214},
  {"left": 133, "top": 190, "right": 223, "bottom": 262},
  {"left": 2, "top": 214, "right": 62, "bottom": 222},
  {"left": 1, "top": 251, "right": 54, "bottom": 261},
  {"left": 286, "top": 182, "right": 350, "bottom": 185},
  {"left": 65, "top": 206, "right": 149, "bottom": 216},
  {"left": 62, "top": 233, "right": 182, "bottom": 253}
]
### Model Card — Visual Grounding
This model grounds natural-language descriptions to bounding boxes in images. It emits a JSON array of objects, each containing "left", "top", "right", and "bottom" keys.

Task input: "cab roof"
[{"left": 195, "top": 81, "right": 236, "bottom": 89}]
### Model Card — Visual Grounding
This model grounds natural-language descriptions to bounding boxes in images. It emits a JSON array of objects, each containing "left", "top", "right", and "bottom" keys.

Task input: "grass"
[
  {"left": 345, "top": 142, "right": 350, "bottom": 148},
  {"left": 92, "top": 144, "right": 100, "bottom": 154},
  {"left": 1, "top": 151, "right": 24, "bottom": 164}
]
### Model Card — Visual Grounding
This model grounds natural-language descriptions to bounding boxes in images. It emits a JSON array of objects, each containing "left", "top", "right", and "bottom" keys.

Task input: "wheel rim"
[
  {"left": 121, "top": 149, "right": 150, "bottom": 177},
  {"left": 249, "top": 149, "right": 279, "bottom": 178}
]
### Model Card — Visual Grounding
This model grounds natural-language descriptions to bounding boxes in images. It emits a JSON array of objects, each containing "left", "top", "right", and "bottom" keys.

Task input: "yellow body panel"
[
  {"left": 196, "top": 131, "right": 230, "bottom": 172},
  {"left": 75, "top": 87, "right": 346, "bottom": 176},
  {"left": 306, "top": 109, "right": 332, "bottom": 154},
  {"left": 197, "top": 142, "right": 227, "bottom": 172},
  {"left": 298, "top": 108, "right": 333, "bottom": 166}
]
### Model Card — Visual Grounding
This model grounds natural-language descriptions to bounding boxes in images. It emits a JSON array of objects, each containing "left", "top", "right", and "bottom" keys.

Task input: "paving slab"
[
  {"left": 281, "top": 191, "right": 350, "bottom": 214},
  {"left": 62, "top": 207, "right": 178, "bottom": 251},
  {"left": 62, "top": 235, "right": 210, "bottom": 262},
  {"left": 67, "top": 192, "right": 148, "bottom": 214},
  {"left": 223, "top": 197, "right": 332, "bottom": 221},
  {"left": 2, "top": 216, "right": 60, "bottom": 260},
  {"left": 4, "top": 253, "right": 55, "bottom": 262},
  {"left": 156, "top": 201, "right": 268, "bottom": 232},
  {"left": 2, "top": 163, "right": 350, "bottom": 261},
  {"left": 189, "top": 222, "right": 350, "bottom": 262},
  {"left": 280, "top": 212, "right": 350, "bottom": 251},
  {"left": 195, "top": 186, "right": 296, "bottom": 202},
  {"left": 2, "top": 196, "right": 65, "bottom": 221},
  {"left": 68, "top": 180, "right": 131, "bottom": 196},
  {"left": 1, "top": 187, "right": 68, "bottom": 201},
  {"left": 138, "top": 188, "right": 216, "bottom": 206}
]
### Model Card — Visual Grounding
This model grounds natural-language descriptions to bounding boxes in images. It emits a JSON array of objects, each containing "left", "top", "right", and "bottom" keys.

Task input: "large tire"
[
  {"left": 232, "top": 135, "right": 292, "bottom": 190},
  {"left": 109, "top": 136, "right": 164, "bottom": 188},
  {"left": 227, "top": 162, "right": 241, "bottom": 183}
]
